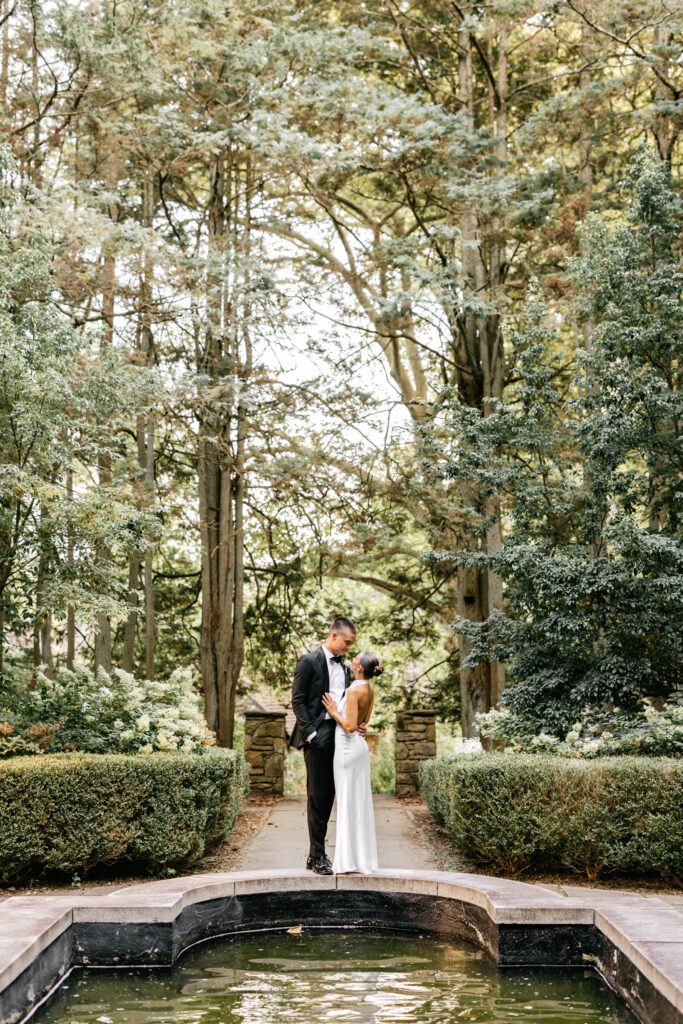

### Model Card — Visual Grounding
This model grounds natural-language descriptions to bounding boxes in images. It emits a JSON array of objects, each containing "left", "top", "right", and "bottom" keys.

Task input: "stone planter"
[
  {"left": 244, "top": 710, "right": 285, "bottom": 793},
  {"left": 395, "top": 709, "right": 436, "bottom": 798}
]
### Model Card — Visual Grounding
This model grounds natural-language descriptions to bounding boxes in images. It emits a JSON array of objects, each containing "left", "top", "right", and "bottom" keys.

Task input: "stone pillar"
[
  {"left": 244, "top": 711, "right": 285, "bottom": 794},
  {"left": 395, "top": 709, "right": 436, "bottom": 798}
]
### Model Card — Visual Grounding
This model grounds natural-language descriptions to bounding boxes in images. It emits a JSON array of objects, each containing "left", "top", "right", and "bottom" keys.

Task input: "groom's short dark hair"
[{"left": 329, "top": 616, "right": 356, "bottom": 634}]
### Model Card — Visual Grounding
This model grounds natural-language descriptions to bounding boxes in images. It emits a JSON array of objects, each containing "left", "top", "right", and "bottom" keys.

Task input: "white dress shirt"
[
  {"left": 323, "top": 644, "right": 346, "bottom": 718},
  {"left": 307, "top": 644, "right": 346, "bottom": 742}
]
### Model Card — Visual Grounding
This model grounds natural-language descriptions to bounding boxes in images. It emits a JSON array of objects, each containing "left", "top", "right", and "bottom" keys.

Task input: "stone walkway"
[
  {"left": 536, "top": 881, "right": 683, "bottom": 916},
  {"left": 234, "top": 795, "right": 434, "bottom": 871}
]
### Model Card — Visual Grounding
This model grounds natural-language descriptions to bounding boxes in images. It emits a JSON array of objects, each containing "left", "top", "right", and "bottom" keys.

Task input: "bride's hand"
[{"left": 322, "top": 693, "right": 337, "bottom": 716}]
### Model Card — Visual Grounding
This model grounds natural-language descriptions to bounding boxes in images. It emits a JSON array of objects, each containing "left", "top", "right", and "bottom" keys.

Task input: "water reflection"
[{"left": 38, "top": 932, "right": 638, "bottom": 1024}]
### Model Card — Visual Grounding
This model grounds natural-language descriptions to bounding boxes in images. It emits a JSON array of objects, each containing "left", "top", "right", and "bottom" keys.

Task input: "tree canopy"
[{"left": 0, "top": 0, "right": 680, "bottom": 741}]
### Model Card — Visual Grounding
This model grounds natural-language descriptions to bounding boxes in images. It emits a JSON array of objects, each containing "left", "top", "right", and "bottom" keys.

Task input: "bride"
[{"left": 322, "top": 651, "right": 381, "bottom": 874}]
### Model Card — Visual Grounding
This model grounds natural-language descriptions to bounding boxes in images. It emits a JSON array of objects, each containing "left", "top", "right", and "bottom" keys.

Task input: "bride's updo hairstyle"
[{"left": 358, "top": 652, "right": 383, "bottom": 679}]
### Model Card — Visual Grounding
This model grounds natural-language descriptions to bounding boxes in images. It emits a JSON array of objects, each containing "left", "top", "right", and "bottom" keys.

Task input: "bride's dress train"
[{"left": 332, "top": 682, "right": 379, "bottom": 874}]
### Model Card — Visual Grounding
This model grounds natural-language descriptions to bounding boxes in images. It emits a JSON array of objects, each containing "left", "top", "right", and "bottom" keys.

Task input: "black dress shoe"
[
  {"left": 306, "top": 855, "right": 314, "bottom": 870},
  {"left": 312, "top": 855, "right": 333, "bottom": 875}
]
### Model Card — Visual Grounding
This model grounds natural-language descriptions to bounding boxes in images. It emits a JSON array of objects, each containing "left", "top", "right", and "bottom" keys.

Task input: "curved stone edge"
[{"left": 0, "top": 870, "right": 681, "bottom": 1024}]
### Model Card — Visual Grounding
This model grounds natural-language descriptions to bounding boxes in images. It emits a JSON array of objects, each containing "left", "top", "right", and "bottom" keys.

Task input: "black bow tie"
[{"left": 330, "top": 655, "right": 344, "bottom": 664}]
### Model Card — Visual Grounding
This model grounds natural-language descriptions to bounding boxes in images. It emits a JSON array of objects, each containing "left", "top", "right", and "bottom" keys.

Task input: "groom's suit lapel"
[
  {"left": 318, "top": 645, "right": 329, "bottom": 692},
  {"left": 317, "top": 643, "right": 350, "bottom": 691}
]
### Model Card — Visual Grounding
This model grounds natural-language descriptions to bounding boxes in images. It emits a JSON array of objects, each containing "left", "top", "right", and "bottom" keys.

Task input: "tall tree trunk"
[
  {"left": 28, "top": 0, "right": 42, "bottom": 184},
  {"left": 576, "top": 19, "right": 605, "bottom": 551},
  {"left": 227, "top": 158, "right": 253, "bottom": 728},
  {"left": 142, "top": 171, "right": 156, "bottom": 680},
  {"left": 199, "top": 148, "right": 234, "bottom": 746},
  {"left": 121, "top": 553, "right": 140, "bottom": 672},
  {"left": 66, "top": 469, "right": 75, "bottom": 670},
  {"left": 228, "top": 411, "right": 245, "bottom": 734},
  {"left": 94, "top": 131, "right": 119, "bottom": 673},
  {"left": 38, "top": 504, "right": 54, "bottom": 677},
  {"left": 144, "top": 408, "right": 155, "bottom": 680},
  {"left": 123, "top": 173, "right": 157, "bottom": 678},
  {"left": 198, "top": 386, "right": 236, "bottom": 744},
  {"left": 40, "top": 610, "right": 54, "bottom": 677},
  {"left": 484, "top": 15, "right": 508, "bottom": 713},
  {"left": 579, "top": 17, "right": 594, "bottom": 354},
  {"left": 198, "top": 149, "right": 251, "bottom": 746},
  {"left": 1, "top": 0, "right": 10, "bottom": 113},
  {"left": 653, "top": 24, "right": 676, "bottom": 163},
  {"left": 452, "top": 18, "right": 507, "bottom": 735},
  {"left": 122, "top": 398, "right": 147, "bottom": 673}
]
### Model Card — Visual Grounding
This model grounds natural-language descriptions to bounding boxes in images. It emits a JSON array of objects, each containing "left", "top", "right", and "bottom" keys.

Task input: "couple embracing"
[{"left": 290, "top": 616, "right": 381, "bottom": 875}]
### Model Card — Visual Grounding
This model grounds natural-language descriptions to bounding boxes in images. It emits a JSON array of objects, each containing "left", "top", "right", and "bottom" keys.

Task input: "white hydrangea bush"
[
  {"left": 10, "top": 664, "right": 215, "bottom": 755},
  {"left": 476, "top": 699, "right": 683, "bottom": 758}
]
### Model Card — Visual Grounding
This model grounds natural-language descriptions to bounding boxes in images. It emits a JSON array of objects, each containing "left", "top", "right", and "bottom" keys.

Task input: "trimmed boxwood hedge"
[
  {"left": 420, "top": 753, "right": 683, "bottom": 880},
  {"left": 0, "top": 748, "right": 249, "bottom": 883}
]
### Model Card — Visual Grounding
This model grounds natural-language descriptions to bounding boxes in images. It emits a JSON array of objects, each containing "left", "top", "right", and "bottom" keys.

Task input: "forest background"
[{"left": 1, "top": 0, "right": 681, "bottom": 755}]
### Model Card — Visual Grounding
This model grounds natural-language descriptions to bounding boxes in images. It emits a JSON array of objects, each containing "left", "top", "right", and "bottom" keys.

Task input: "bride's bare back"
[
  {"left": 322, "top": 680, "right": 374, "bottom": 733},
  {"left": 346, "top": 681, "right": 374, "bottom": 732}
]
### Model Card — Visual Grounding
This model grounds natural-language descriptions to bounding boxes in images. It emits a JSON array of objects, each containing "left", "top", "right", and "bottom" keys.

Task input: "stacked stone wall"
[
  {"left": 395, "top": 710, "right": 436, "bottom": 798},
  {"left": 244, "top": 711, "right": 285, "bottom": 793}
]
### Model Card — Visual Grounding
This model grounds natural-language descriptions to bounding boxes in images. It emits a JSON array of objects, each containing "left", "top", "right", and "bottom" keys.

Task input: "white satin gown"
[{"left": 332, "top": 682, "right": 379, "bottom": 874}]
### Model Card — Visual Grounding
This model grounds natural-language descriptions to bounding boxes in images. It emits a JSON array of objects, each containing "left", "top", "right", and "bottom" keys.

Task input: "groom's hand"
[{"left": 357, "top": 722, "right": 367, "bottom": 738}]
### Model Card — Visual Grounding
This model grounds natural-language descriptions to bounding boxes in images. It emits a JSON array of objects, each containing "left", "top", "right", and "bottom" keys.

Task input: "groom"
[{"left": 290, "top": 616, "right": 359, "bottom": 874}]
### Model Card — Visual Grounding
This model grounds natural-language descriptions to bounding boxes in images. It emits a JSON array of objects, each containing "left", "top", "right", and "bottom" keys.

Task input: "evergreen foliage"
[
  {"left": 0, "top": 147, "right": 159, "bottom": 659},
  {"left": 439, "top": 155, "right": 682, "bottom": 734}
]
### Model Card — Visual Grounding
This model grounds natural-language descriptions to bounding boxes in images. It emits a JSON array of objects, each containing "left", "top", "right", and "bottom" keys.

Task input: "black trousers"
[{"left": 303, "top": 719, "right": 336, "bottom": 858}]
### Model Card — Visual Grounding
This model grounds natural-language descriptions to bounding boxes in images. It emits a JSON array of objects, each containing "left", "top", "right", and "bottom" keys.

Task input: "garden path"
[{"left": 233, "top": 794, "right": 433, "bottom": 871}]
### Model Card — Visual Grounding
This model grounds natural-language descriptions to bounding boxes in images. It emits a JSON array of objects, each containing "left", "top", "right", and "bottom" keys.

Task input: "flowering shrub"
[
  {"left": 0, "top": 664, "right": 215, "bottom": 757},
  {"left": 476, "top": 699, "right": 683, "bottom": 758}
]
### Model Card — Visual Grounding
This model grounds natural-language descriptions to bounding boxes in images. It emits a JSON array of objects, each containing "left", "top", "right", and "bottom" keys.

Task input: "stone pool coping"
[{"left": 1, "top": 869, "right": 681, "bottom": 1024}]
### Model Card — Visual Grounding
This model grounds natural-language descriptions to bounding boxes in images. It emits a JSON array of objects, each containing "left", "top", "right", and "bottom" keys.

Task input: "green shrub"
[
  {"left": 371, "top": 732, "right": 396, "bottom": 794},
  {"left": 420, "top": 753, "right": 683, "bottom": 880},
  {"left": 285, "top": 748, "right": 306, "bottom": 795},
  {"left": 0, "top": 749, "right": 249, "bottom": 883}
]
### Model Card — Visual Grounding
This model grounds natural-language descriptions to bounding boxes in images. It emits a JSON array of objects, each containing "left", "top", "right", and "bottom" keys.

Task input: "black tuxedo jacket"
[{"left": 290, "top": 645, "right": 351, "bottom": 749}]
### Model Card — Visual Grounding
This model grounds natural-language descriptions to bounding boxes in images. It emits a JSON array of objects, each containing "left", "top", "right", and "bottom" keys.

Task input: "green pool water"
[{"left": 38, "top": 932, "right": 638, "bottom": 1024}]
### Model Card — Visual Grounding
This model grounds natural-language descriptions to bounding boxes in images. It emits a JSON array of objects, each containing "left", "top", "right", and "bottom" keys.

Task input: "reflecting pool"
[{"left": 38, "top": 931, "right": 638, "bottom": 1024}]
